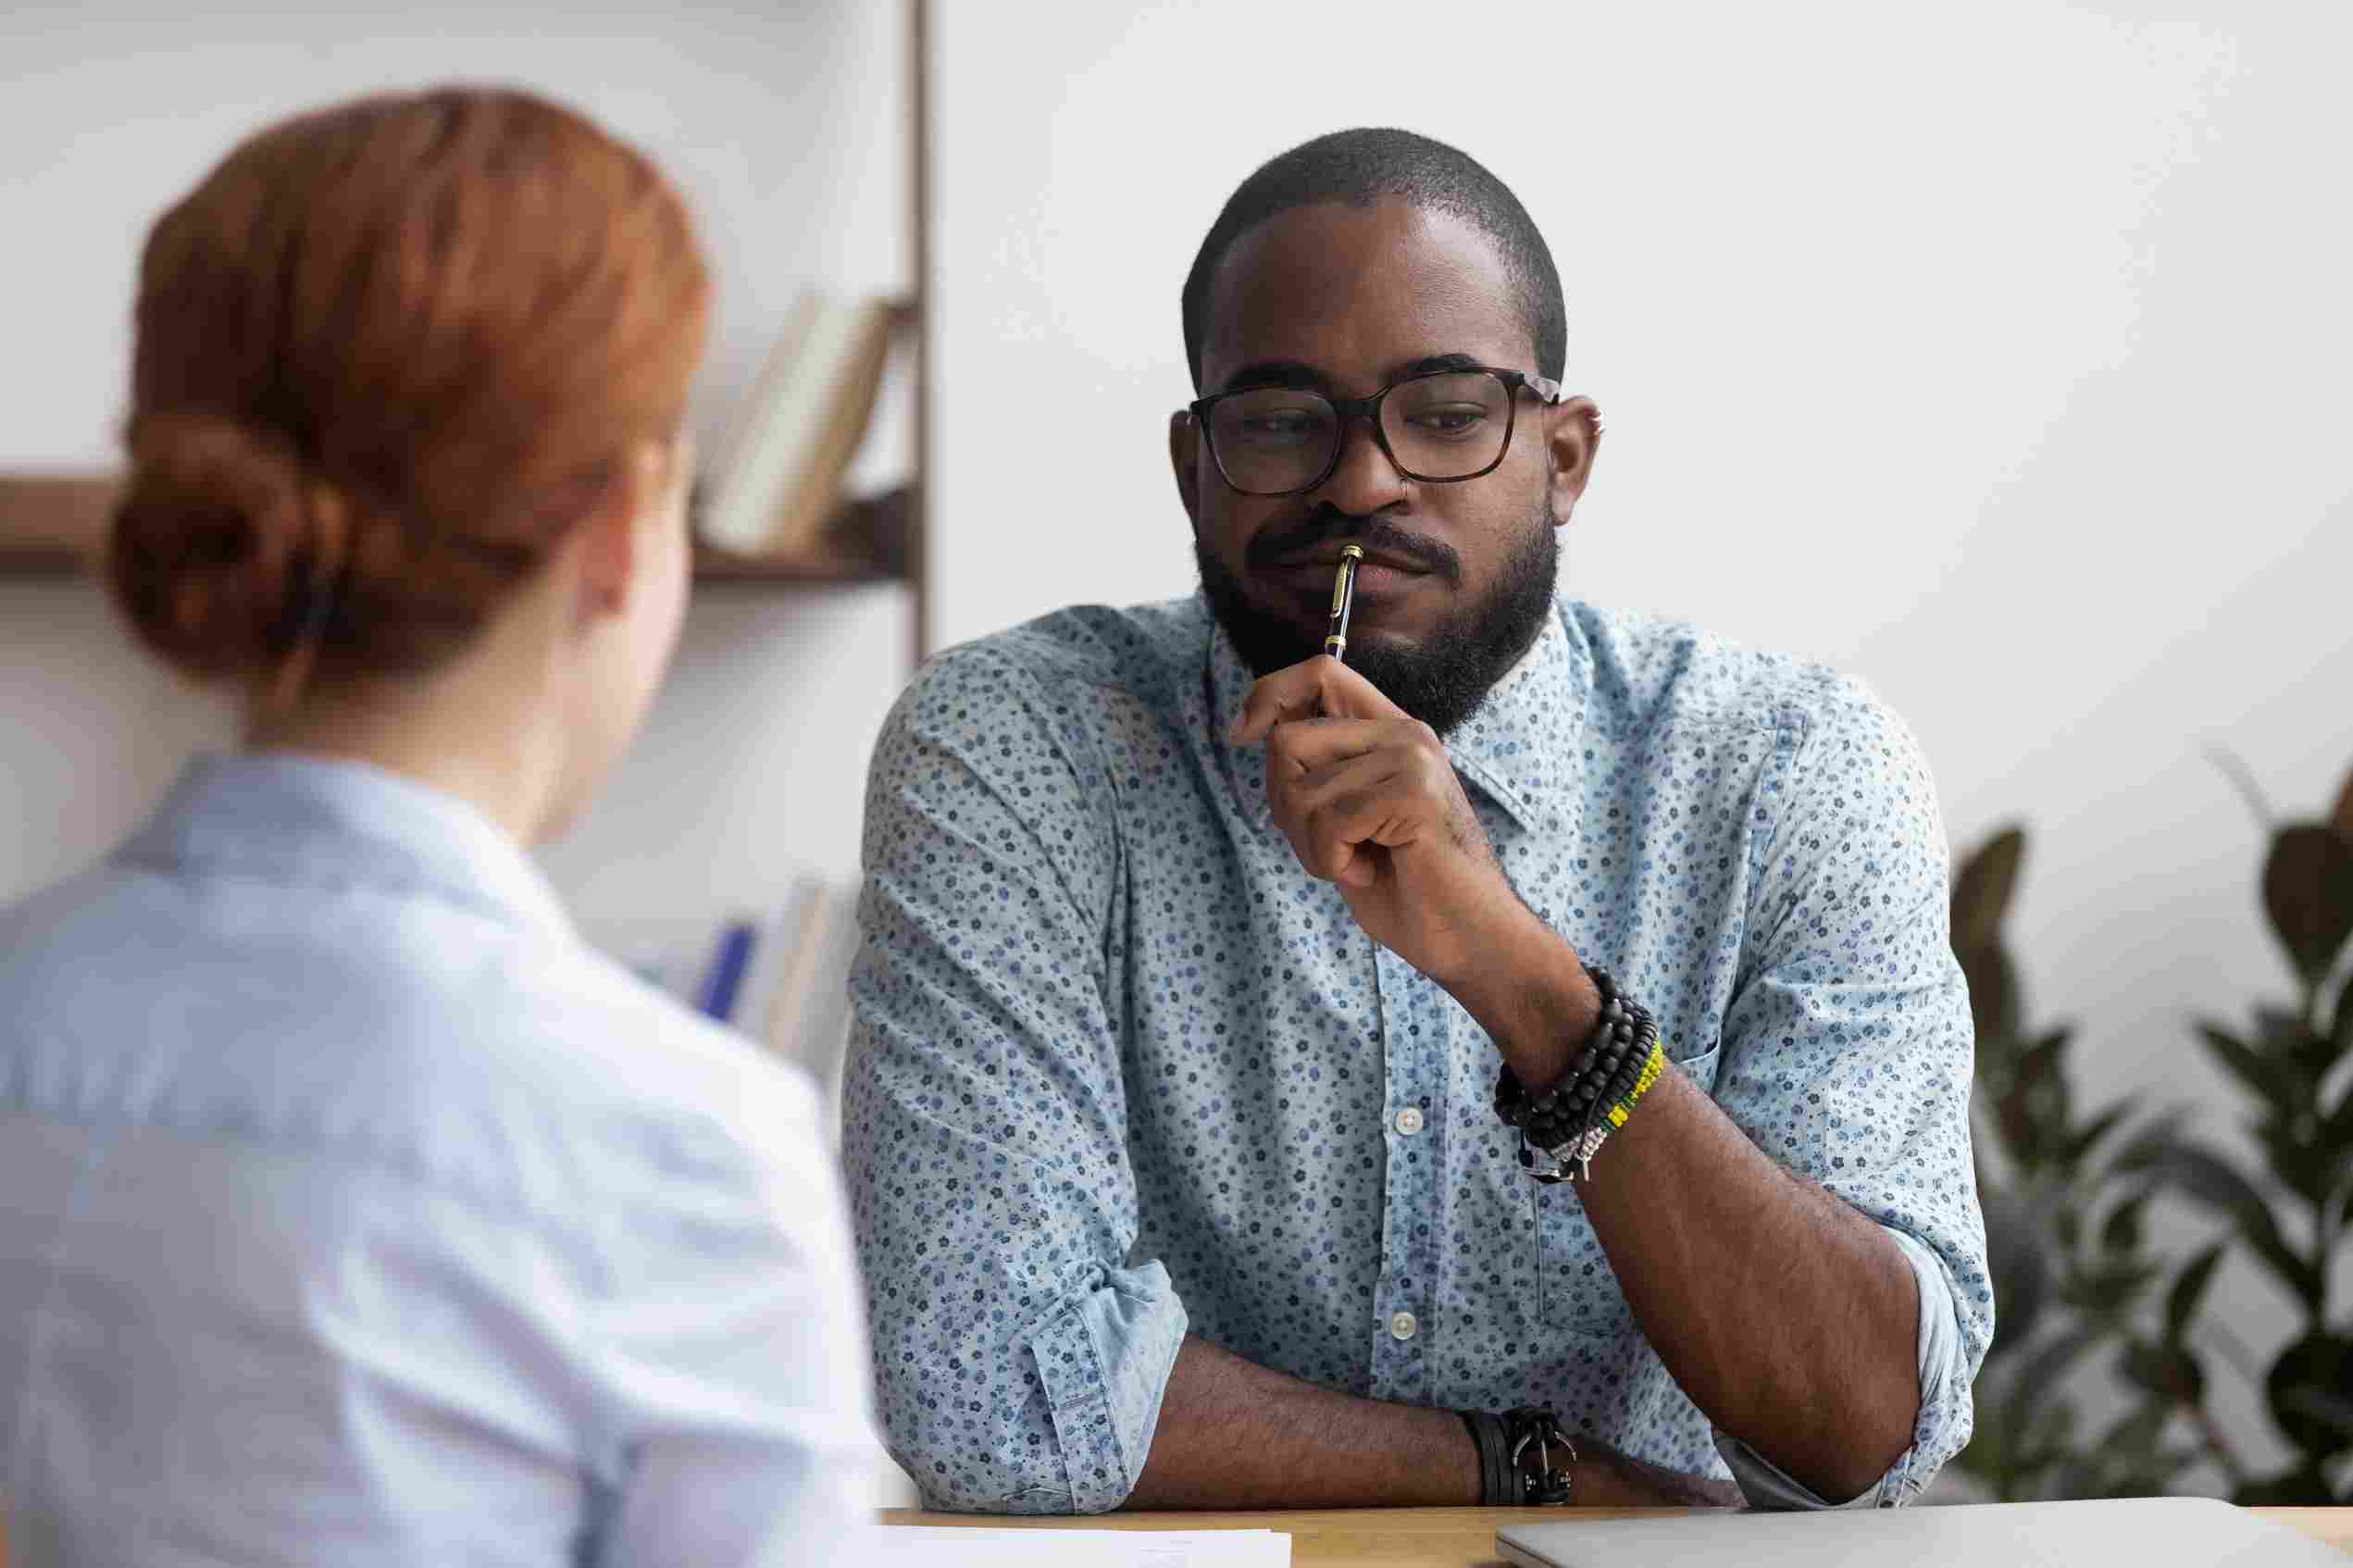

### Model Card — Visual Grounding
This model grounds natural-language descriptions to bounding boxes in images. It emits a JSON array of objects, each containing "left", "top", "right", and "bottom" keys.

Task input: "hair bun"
[{"left": 111, "top": 410, "right": 320, "bottom": 679}]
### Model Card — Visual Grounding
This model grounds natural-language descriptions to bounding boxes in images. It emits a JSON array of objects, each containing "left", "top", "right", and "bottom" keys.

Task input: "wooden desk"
[{"left": 882, "top": 1506, "right": 2353, "bottom": 1566}]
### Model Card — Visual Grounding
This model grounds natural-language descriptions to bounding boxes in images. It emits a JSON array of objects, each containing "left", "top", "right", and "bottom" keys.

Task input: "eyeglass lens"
[{"left": 1206, "top": 371, "right": 1513, "bottom": 494}]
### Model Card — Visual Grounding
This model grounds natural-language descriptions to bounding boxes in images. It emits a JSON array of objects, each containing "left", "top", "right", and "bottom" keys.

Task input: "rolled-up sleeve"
[
  {"left": 841, "top": 641, "right": 1189, "bottom": 1513},
  {"left": 1711, "top": 683, "right": 1992, "bottom": 1506}
]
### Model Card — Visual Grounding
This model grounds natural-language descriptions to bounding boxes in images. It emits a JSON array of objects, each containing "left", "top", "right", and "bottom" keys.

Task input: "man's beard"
[{"left": 1196, "top": 499, "right": 1560, "bottom": 739}]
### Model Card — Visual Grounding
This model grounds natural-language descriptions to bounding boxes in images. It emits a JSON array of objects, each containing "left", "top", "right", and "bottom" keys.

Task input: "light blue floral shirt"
[{"left": 844, "top": 593, "right": 1989, "bottom": 1513}]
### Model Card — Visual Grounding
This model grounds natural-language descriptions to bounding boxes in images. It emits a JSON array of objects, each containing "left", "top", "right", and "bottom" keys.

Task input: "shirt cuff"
[
  {"left": 1021, "top": 1259, "right": 1190, "bottom": 1513},
  {"left": 1714, "top": 1226, "right": 1964, "bottom": 1509}
]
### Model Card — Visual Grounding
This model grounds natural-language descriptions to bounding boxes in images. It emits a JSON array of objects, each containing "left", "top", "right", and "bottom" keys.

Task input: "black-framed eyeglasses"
[{"left": 1186, "top": 366, "right": 1563, "bottom": 498}]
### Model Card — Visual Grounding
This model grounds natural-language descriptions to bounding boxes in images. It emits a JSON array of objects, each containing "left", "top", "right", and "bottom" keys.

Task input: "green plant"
[
  {"left": 1950, "top": 826, "right": 2234, "bottom": 1498},
  {"left": 2115, "top": 760, "right": 2353, "bottom": 1504}
]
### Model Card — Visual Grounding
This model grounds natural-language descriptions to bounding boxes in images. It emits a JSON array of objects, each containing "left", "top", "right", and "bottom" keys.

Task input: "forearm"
[
  {"left": 1127, "top": 1335, "right": 1741, "bottom": 1511},
  {"left": 1460, "top": 917, "right": 1921, "bottom": 1501},
  {"left": 1579, "top": 1068, "right": 1919, "bottom": 1500},
  {"left": 1123, "top": 1335, "right": 1477, "bottom": 1509}
]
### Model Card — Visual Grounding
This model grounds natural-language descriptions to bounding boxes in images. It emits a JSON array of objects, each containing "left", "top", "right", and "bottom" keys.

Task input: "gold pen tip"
[{"left": 1339, "top": 544, "right": 1364, "bottom": 562}]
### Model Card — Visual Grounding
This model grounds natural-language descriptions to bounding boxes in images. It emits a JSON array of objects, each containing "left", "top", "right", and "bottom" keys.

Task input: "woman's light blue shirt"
[{"left": 0, "top": 753, "right": 871, "bottom": 1565}]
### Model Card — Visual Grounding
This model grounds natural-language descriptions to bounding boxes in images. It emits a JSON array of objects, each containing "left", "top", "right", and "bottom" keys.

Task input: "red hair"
[{"left": 110, "top": 87, "right": 711, "bottom": 695}]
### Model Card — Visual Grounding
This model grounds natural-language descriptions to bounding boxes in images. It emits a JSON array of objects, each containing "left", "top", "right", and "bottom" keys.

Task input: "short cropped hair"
[{"left": 1180, "top": 128, "right": 1565, "bottom": 389}]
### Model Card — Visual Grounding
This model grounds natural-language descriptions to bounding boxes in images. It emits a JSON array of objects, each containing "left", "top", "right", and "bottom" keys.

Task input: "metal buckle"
[{"left": 1506, "top": 1406, "right": 1577, "bottom": 1506}]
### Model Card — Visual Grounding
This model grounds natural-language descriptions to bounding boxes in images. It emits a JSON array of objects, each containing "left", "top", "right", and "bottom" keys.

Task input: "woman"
[{"left": 0, "top": 89, "right": 871, "bottom": 1563}]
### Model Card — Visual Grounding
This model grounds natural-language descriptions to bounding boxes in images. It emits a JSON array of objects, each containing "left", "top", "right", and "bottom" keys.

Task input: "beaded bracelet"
[
  {"left": 1541, "top": 1036, "right": 1666, "bottom": 1182},
  {"left": 1494, "top": 966, "right": 1669, "bottom": 1184},
  {"left": 1493, "top": 967, "right": 1640, "bottom": 1131}
]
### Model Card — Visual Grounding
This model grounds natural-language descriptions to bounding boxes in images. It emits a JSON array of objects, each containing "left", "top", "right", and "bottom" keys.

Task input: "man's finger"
[
  {"left": 1268, "top": 749, "right": 1402, "bottom": 853},
  {"left": 1227, "top": 655, "right": 1405, "bottom": 746},
  {"left": 1261, "top": 717, "right": 1391, "bottom": 780},
  {"left": 1295, "top": 755, "right": 1413, "bottom": 887}
]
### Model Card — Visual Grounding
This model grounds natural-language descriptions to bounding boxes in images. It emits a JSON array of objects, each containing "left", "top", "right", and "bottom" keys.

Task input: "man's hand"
[{"left": 1229, "top": 654, "right": 1529, "bottom": 996}]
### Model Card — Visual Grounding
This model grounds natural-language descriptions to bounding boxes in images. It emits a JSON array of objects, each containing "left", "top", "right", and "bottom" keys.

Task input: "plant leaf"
[
  {"left": 2209, "top": 748, "right": 2277, "bottom": 829},
  {"left": 2099, "top": 1192, "right": 2148, "bottom": 1256},
  {"left": 2020, "top": 1397, "right": 2078, "bottom": 1468},
  {"left": 2279, "top": 1386, "right": 2353, "bottom": 1444},
  {"left": 2120, "top": 1338, "right": 2205, "bottom": 1403},
  {"left": 2061, "top": 1100, "right": 2135, "bottom": 1167},
  {"left": 2011, "top": 1326, "right": 2100, "bottom": 1418},
  {"left": 1961, "top": 942, "right": 2021, "bottom": 1054},
  {"left": 2064, "top": 1258, "right": 2163, "bottom": 1320},
  {"left": 2113, "top": 1139, "right": 2321, "bottom": 1308},
  {"left": 2256, "top": 1116, "right": 2342, "bottom": 1210},
  {"left": 2254, "top": 1005, "right": 2337, "bottom": 1088},
  {"left": 2262, "top": 825, "right": 2353, "bottom": 989},
  {"left": 2004, "top": 1029, "right": 2073, "bottom": 1161},
  {"left": 1953, "top": 827, "right": 2026, "bottom": 954},
  {"left": 2096, "top": 1396, "right": 2178, "bottom": 1467},
  {"left": 2266, "top": 1332, "right": 2353, "bottom": 1456},
  {"left": 2316, "top": 976, "right": 2353, "bottom": 1087},
  {"left": 2233, "top": 1468, "right": 2340, "bottom": 1506},
  {"left": 2331, "top": 1077, "right": 2353, "bottom": 1158},
  {"left": 2194, "top": 1020, "right": 2297, "bottom": 1110},
  {"left": 2164, "top": 1242, "right": 2225, "bottom": 1344},
  {"left": 1977, "top": 1182, "right": 2052, "bottom": 1360}
]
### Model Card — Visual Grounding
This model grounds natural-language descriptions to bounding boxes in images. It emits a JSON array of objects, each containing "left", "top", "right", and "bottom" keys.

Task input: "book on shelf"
[
  {"left": 696, "top": 290, "right": 907, "bottom": 565},
  {"left": 623, "top": 877, "right": 865, "bottom": 1139},
  {"left": 729, "top": 877, "right": 825, "bottom": 1040},
  {"left": 690, "top": 917, "right": 760, "bottom": 1021},
  {"left": 754, "top": 877, "right": 865, "bottom": 1116}
]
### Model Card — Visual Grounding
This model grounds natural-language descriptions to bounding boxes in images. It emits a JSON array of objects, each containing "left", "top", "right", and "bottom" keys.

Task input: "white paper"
[{"left": 849, "top": 1524, "right": 1290, "bottom": 1567}]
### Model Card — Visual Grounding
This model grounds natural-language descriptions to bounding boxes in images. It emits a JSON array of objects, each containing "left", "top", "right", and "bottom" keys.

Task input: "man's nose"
[{"left": 1309, "top": 413, "right": 1410, "bottom": 516}]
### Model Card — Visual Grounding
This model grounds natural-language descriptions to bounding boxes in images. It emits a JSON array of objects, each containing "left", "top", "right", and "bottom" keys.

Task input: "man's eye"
[
  {"left": 1237, "top": 412, "right": 1323, "bottom": 441},
  {"left": 1408, "top": 406, "right": 1491, "bottom": 436}
]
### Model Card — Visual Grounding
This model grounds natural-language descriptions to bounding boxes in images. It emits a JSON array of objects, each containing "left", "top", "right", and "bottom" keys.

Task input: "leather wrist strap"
[{"left": 1459, "top": 1409, "right": 1514, "bottom": 1505}]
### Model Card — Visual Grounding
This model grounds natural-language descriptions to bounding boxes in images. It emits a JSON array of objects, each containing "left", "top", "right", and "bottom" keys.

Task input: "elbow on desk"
[
  {"left": 879, "top": 1402, "right": 1114, "bottom": 1517},
  {"left": 903, "top": 1464, "right": 1103, "bottom": 1518}
]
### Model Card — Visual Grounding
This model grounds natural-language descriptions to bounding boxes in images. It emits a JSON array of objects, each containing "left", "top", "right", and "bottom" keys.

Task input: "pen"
[{"left": 1324, "top": 543, "right": 1363, "bottom": 664}]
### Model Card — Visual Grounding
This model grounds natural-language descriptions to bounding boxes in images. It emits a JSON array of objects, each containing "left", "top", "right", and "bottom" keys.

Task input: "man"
[{"left": 844, "top": 129, "right": 1988, "bottom": 1513}]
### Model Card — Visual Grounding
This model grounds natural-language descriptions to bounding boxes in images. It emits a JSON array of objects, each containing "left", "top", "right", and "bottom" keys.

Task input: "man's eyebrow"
[
  {"left": 1387, "top": 352, "right": 1488, "bottom": 380},
  {"left": 1213, "top": 352, "right": 1494, "bottom": 396},
  {"left": 1213, "top": 360, "right": 1325, "bottom": 394}
]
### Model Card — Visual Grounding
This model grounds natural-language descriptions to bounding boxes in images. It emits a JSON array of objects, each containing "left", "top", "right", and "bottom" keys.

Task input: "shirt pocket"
[{"left": 1534, "top": 1036, "right": 1722, "bottom": 1339}]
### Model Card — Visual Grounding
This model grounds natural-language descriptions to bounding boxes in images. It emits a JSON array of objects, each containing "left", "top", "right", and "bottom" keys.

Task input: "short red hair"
[{"left": 111, "top": 87, "right": 711, "bottom": 690}]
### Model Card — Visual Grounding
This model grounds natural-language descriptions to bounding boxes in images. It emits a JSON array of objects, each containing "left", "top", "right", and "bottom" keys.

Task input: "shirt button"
[
  {"left": 1394, "top": 1107, "right": 1425, "bottom": 1136},
  {"left": 1388, "top": 1310, "right": 1418, "bottom": 1341}
]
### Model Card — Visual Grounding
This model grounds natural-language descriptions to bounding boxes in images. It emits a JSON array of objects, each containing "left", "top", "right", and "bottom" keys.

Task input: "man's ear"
[
  {"left": 1542, "top": 396, "right": 1603, "bottom": 526},
  {"left": 1169, "top": 410, "right": 1202, "bottom": 527}
]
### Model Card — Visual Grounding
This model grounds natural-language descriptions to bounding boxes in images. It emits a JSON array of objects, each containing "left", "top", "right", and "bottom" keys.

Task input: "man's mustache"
[{"left": 1242, "top": 508, "right": 1463, "bottom": 587}]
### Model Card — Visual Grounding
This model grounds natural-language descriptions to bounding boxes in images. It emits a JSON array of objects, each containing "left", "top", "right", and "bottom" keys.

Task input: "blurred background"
[{"left": 3, "top": 0, "right": 2347, "bottom": 1507}]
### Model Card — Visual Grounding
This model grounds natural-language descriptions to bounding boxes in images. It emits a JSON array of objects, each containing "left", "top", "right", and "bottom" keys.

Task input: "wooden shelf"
[
  {"left": 0, "top": 473, "right": 910, "bottom": 590},
  {"left": 0, "top": 474, "right": 117, "bottom": 577},
  {"left": 691, "top": 544, "right": 901, "bottom": 586}
]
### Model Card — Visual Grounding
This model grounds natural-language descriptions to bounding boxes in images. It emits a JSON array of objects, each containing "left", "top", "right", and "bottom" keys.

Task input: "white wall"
[
  {"left": 931, "top": 1, "right": 2353, "bottom": 1488},
  {"left": 0, "top": 0, "right": 917, "bottom": 1505}
]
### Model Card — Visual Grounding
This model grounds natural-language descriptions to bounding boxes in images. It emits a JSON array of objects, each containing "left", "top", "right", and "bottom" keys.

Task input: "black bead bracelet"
[{"left": 1494, "top": 966, "right": 1650, "bottom": 1134}]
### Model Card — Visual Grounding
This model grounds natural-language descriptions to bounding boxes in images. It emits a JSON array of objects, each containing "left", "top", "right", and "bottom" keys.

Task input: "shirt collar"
[
  {"left": 118, "top": 751, "right": 576, "bottom": 941},
  {"left": 1205, "top": 594, "right": 1588, "bottom": 837}
]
